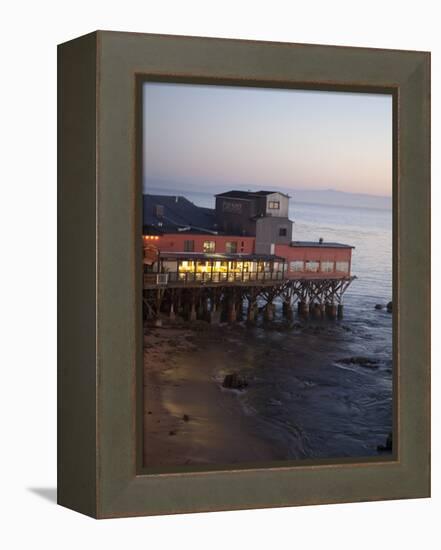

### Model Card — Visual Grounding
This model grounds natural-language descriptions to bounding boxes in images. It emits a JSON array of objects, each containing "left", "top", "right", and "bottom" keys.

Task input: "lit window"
[
  {"left": 321, "top": 261, "right": 334, "bottom": 272},
  {"left": 225, "top": 241, "right": 237, "bottom": 253},
  {"left": 305, "top": 261, "right": 319, "bottom": 272},
  {"left": 203, "top": 241, "right": 215, "bottom": 253},
  {"left": 279, "top": 227, "right": 287, "bottom": 237},
  {"left": 184, "top": 240, "right": 194, "bottom": 252},
  {"left": 336, "top": 261, "right": 349, "bottom": 273},
  {"left": 179, "top": 260, "right": 194, "bottom": 272},
  {"left": 289, "top": 261, "right": 304, "bottom": 272},
  {"left": 268, "top": 201, "right": 280, "bottom": 209}
]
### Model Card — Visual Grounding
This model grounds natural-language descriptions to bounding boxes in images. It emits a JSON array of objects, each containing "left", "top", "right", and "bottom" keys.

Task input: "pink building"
[{"left": 143, "top": 190, "right": 353, "bottom": 284}]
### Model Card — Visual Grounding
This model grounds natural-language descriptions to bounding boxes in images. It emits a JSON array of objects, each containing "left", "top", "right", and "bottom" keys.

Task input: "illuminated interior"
[
  {"left": 141, "top": 256, "right": 287, "bottom": 283},
  {"left": 177, "top": 259, "right": 281, "bottom": 274}
]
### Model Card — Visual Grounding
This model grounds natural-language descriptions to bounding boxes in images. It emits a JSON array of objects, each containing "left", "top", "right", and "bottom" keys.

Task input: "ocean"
[
  {"left": 244, "top": 200, "right": 393, "bottom": 459},
  {"left": 147, "top": 188, "right": 393, "bottom": 460}
]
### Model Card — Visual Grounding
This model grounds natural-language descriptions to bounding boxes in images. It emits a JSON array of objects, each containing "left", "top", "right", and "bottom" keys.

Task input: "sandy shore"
[
  {"left": 143, "top": 315, "right": 393, "bottom": 467},
  {"left": 143, "top": 323, "right": 279, "bottom": 468}
]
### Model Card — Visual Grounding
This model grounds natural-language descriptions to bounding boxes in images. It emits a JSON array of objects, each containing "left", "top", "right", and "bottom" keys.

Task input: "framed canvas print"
[{"left": 58, "top": 31, "right": 430, "bottom": 518}]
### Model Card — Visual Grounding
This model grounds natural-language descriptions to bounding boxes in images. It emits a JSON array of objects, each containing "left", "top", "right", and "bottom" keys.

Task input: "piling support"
[
  {"left": 247, "top": 300, "right": 256, "bottom": 323},
  {"left": 197, "top": 297, "right": 206, "bottom": 320},
  {"left": 282, "top": 299, "right": 292, "bottom": 318},
  {"left": 337, "top": 304, "right": 344, "bottom": 319},
  {"left": 283, "top": 301, "right": 293, "bottom": 320},
  {"left": 298, "top": 301, "right": 309, "bottom": 318},
  {"left": 209, "top": 299, "right": 220, "bottom": 324},
  {"left": 264, "top": 302, "right": 275, "bottom": 322},
  {"left": 236, "top": 298, "right": 244, "bottom": 321},
  {"left": 189, "top": 301, "right": 197, "bottom": 322},
  {"left": 326, "top": 303, "right": 337, "bottom": 320},
  {"left": 209, "top": 309, "right": 221, "bottom": 324},
  {"left": 311, "top": 303, "right": 322, "bottom": 319},
  {"left": 169, "top": 302, "right": 176, "bottom": 321},
  {"left": 228, "top": 302, "right": 237, "bottom": 323}
]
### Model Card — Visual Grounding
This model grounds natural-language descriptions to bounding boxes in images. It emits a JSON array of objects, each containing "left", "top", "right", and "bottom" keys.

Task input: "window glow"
[
  {"left": 290, "top": 261, "right": 304, "bottom": 272},
  {"left": 305, "top": 261, "right": 319, "bottom": 272},
  {"left": 336, "top": 261, "right": 349, "bottom": 273},
  {"left": 321, "top": 261, "right": 334, "bottom": 272}
]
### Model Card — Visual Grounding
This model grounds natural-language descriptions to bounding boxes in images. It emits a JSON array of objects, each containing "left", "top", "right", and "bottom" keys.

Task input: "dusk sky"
[{"left": 143, "top": 83, "right": 392, "bottom": 198}]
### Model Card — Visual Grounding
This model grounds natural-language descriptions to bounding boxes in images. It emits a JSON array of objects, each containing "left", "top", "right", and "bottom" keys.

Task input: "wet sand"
[
  {"left": 143, "top": 316, "right": 393, "bottom": 468},
  {"left": 143, "top": 324, "right": 280, "bottom": 467}
]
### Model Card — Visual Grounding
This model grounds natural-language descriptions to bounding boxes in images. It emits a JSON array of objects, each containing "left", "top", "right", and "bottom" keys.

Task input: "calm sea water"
[
  {"left": 247, "top": 200, "right": 393, "bottom": 459},
  {"left": 148, "top": 188, "right": 393, "bottom": 459}
]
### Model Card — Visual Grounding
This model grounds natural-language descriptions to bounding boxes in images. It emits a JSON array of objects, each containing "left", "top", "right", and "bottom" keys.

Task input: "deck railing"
[{"left": 144, "top": 271, "right": 284, "bottom": 286}]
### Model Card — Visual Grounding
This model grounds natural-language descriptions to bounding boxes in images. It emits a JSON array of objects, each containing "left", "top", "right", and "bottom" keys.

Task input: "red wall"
[
  {"left": 275, "top": 244, "right": 352, "bottom": 277},
  {"left": 143, "top": 233, "right": 255, "bottom": 254},
  {"left": 143, "top": 233, "right": 352, "bottom": 277}
]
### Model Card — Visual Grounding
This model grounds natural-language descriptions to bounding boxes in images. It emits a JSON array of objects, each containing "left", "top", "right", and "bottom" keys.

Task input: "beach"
[
  {"left": 143, "top": 324, "right": 281, "bottom": 467},
  {"left": 143, "top": 312, "right": 393, "bottom": 468}
]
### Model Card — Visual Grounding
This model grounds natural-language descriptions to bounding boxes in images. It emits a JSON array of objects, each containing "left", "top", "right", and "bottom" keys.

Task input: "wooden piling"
[
  {"left": 311, "top": 303, "right": 322, "bottom": 319},
  {"left": 337, "top": 304, "right": 344, "bottom": 319},
  {"left": 143, "top": 275, "right": 355, "bottom": 327},
  {"left": 298, "top": 301, "right": 309, "bottom": 317},
  {"left": 169, "top": 302, "right": 176, "bottom": 321},
  {"left": 189, "top": 302, "right": 197, "bottom": 321},
  {"left": 228, "top": 302, "right": 237, "bottom": 323},
  {"left": 326, "top": 303, "right": 337, "bottom": 319},
  {"left": 264, "top": 303, "right": 275, "bottom": 322},
  {"left": 247, "top": 300, "right": 256, "bottom": 322}
]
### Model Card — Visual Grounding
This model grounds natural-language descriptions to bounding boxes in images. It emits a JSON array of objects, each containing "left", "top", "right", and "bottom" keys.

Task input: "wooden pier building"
[{"left": 142, "top": 190, "right": 355, "bottom": 324}]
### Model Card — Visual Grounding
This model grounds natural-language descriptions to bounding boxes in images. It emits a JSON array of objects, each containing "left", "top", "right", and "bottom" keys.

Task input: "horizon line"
[{"left": 143, "top": 182, "right": 392, "bottom": 200}]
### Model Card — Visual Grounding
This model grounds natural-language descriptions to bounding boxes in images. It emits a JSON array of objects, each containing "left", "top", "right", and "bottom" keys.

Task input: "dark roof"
[
  {"left": 143, "top": 225, "right": 217, "bottom": 236},
  {"left": 290, "top": 241, "right": 354, "bottom": 249},
  {"left": 143, "top": 194, "right": 217, "bottom": 233},
  {"left": 215, "top": 189, "right": 290, "bottom": 199},
  {"left": 158, "top": 251, "right": 285, "bottom": 262},
  {"left": 254, "top": 190, "right": 290, "bottom": 197},
  {"left": 215, "top": 190, "right": 255, "bottom": 199}
]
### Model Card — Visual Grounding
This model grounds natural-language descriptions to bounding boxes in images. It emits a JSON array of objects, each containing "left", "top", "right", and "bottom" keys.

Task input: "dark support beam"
[{"left": 142, "top": 277, "right": 355, "bottom": 325}]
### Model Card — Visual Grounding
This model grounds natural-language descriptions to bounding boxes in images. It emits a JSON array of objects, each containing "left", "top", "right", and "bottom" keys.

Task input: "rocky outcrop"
[
  {"left": 338, "top": 356, "right": 380, "bottom": 368},
  {"left": 377, "top": 432, "right": 393, "bottom": 452},
  {"left": 374, "top": 301, "right": 392, "bottom": 312},
  {"left": 222, "top": 373, "right": 248, "bottom": 390}
]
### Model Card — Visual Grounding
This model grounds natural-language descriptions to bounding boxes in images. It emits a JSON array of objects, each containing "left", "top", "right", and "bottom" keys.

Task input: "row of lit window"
[
  {"left": 143, "top": 237, "right": 245, "bottom": 253},
  {"left": 178, "top": 260, "right": 274, "bottom": 270},
  {"left": 289, "top": 260, "right": 349, "bottom": 273},
  {"left": 185, "top": 240, "right": 241, "bottom": 254}
]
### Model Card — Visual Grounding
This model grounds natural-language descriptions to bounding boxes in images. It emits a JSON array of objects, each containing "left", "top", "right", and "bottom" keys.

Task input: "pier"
[
  {"left": 142, "top": 189, "right": 356, "bottom": 325},
  {"left": 143, "top": 273, "right": 355, "bottom": 325}
]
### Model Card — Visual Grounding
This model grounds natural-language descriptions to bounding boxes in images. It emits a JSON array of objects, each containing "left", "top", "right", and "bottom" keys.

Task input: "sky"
[{"left": 143, "top": 83, "right": 392, "bottom": 198}]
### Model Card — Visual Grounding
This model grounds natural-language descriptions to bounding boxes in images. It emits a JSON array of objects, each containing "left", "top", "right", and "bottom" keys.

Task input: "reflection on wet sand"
[{"left": 144, "top": 317, "right": 392, "bottom": 468}]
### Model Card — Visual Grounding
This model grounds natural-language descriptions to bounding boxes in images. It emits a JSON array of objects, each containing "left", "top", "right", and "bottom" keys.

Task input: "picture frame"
[{"left": 58, "top": 30, "right": 430, "bottom": 518}]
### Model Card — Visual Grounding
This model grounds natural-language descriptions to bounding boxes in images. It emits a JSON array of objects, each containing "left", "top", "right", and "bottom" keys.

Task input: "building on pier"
[{"left": 142, "top": 190, "right": 355, "bottom": 322}]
